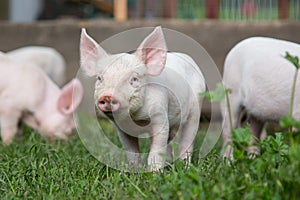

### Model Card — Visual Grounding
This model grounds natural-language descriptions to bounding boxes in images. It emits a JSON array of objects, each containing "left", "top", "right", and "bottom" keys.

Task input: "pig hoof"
[
  {"left": 148, "top": 155, "right": 165, "bottom": 171},
  {"left": 247, "top": 146, "right": 260, "bottom": 159},
  {"left": 2, "top": 137, "right": 13, "bottom": 146},
  {"left": 223, "top": 145, "right": 234, "bottom": 160},
  {"left": 149, "top": 163, "right": 164, "bottom": 172},
  {"left": 179, "top": 152, "right": 192, "bottom": 162}
]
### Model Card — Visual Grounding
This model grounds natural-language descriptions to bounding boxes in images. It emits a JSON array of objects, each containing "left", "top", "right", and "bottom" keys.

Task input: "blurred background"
[
  {"left": 0, "top": 0, "right": 299, "bottom": 22},
  {"left": 0, "top": 0, "right": 299, "bottom": 117}
]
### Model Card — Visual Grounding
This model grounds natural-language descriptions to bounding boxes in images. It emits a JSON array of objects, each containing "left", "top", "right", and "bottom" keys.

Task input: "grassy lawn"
[{"left": 0, "top": 123, "right": 300, "bottom": 199}]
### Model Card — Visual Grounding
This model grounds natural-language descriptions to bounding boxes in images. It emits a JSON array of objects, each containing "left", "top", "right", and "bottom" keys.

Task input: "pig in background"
[
  {"left": 6, "top": 46, "right": 66, "bottom": 87},
  {"left": 80, "top": 26, "right": 206, "bottom": 170},
  {"left": 0, "top": 52, "right": 83, "bottom": 145},
  {"left": 221, "top": 37, "right": 300, "bottom": 159}
]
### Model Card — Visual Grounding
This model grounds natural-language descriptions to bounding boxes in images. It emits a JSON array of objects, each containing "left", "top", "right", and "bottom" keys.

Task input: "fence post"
[
  {"left": 278, "top": 0, "right": 289, "bottom": 19},
  {"left": 163, "top": 0, "right": 177, "bottom": 18},
  {"left": 114, "top": 0, "right": 128, "bottom": 21},
  {"left": 206, "top": 0, "right": 220, "bottom": 19},
  {"left": 136, "top": 0, "right": 145, "bottom": 18},
  {"left": 0, "top": 0, "right": 8, "bottom": 20}
]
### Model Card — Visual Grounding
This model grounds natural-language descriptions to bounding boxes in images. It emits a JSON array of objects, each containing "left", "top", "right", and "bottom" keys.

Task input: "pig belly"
[{"left": 240, "top": 78, "right": 291, "bottom": 122}]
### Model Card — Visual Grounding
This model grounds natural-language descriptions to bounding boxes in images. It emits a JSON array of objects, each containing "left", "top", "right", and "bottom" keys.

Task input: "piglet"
[
  {"left": 221, "top": 37, "right": 300, "bottom": 159},
  {"left": 6, "top": 46, "right": 66, "bottom": 86},
  {"left": 80, "top": 27, "right": 205, "bottom": 170},
  {"left": 0, "top": 53, "right": 83, "bottom": 145}
]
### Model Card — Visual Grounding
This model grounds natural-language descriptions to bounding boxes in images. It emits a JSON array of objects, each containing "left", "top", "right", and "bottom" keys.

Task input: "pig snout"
[{"left": 98, "top": 94, "right": 120, "bottom": 113}]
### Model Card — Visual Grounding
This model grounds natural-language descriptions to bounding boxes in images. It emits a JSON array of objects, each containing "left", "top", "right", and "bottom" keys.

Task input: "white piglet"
[
  {"left": 80, "top": 27, "right": 205, "bottom": 170},
  {"left": 6, "top": 46, "right": 66, "bottom": 86},
  {"left": 0, "top": 53, "right": 83, "bottom": 145},
  {"left": 221, "top": 37, "right": 300, "bottom": 159}
]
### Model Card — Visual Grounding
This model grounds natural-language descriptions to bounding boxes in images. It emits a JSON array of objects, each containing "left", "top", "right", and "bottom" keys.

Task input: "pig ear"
[
  {"left": 80, "top": 28, "right": 108, "bottom": 77},
  {"left": 57, "top": 79, "right": 84, "bottom": 115},
  {"left": 135, "top": 26, "right": 167, "bottom": 76}
]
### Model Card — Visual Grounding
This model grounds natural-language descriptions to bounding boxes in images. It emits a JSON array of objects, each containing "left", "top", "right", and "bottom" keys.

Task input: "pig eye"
[
  {"left": 97, "top": 75, "right": 103, "bottom": 83},
  {"left": 131, "top": 77, "right": 138, "bottom": 82},
  {"left": 130, "top": 76, "right": 139, "bottom": 88}
]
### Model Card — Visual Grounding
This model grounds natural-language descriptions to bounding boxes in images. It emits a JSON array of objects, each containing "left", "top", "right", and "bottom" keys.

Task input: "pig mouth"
[
  {"left": 102, "top": 111, "right": 118, "bottom": 120},
  {"left": 133, "top": 119, "right": 151, "bottom": 127},
  {"left": 103, "top": 111, "right": 113, "bottom": 115}
]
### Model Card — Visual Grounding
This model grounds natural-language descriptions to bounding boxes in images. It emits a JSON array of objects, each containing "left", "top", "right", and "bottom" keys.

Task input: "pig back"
[
  {"left": 165, "top": 52, "right": 205, "bottom": 95},
  {"left": 6, "top": 46, "right": 66, "bottom": 86},
  {"left": 0, "top": 57, "right": 47, "bottom": 111}
]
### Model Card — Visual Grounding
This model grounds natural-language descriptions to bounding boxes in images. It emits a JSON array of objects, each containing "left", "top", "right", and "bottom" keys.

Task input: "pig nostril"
[{"left": 99, "top": 100, "right": 106, "bottom": 105}]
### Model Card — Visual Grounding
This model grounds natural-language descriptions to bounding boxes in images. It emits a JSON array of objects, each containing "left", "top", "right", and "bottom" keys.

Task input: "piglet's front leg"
[
  {"left": 117, "top": 128, "right": 140, "bottom": 166},
  {"left": 0, "top": 110, "right": 21, "bottom": 145},
  {"left": 148, "top": 118, "right": 169, "bottom": 171},
  {"left": 1, "top": 127, "right": 19, "bottom": 145}
]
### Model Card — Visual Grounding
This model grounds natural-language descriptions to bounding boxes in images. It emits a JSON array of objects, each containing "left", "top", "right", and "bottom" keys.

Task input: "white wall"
[{"left": 9, "top": 0, "right": 43, "bottom": 22}]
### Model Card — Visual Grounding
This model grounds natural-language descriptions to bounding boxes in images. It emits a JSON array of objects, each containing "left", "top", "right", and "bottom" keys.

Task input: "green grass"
[{"left": 0, "top": 124, "right": 300, "bottom": 199}]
